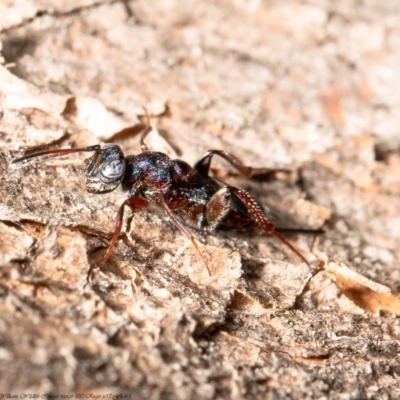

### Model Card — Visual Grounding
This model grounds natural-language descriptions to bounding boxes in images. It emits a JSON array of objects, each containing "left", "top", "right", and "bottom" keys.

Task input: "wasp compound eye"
[
  {"left": 101, "top": 159, "right": 126, "bottom": 183},
  {"left": 84, "top": 145, "right": 126, "bottom": 194}
]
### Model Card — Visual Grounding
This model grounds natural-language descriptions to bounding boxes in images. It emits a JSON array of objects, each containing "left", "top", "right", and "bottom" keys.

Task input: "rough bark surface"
[{"left": 0, "top": 1, "right": 400, "bottom": 398}]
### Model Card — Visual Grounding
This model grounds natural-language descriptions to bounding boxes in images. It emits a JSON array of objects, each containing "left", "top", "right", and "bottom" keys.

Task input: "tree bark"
[{"left": 0, "top": 1, "right": 399, "bottom": 398}]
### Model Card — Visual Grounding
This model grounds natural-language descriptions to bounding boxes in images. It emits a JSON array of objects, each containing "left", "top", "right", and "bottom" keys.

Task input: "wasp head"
[{"left": 84, "top": 144, "right": 126, "bottom": 193}]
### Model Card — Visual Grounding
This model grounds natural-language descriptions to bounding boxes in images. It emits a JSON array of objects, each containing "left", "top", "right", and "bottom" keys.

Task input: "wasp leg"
[
  {"left": 230, "top": 187, "right": 310, "bottom": 266},
  {"left": 97, "top": 197, "right": 149, "bottom": 263},
  {"left": 194, "top": 150, "right": 287, "bottom": 178},
  {"left": 159, "top": 195, "right": 212, "bottom": 276}
]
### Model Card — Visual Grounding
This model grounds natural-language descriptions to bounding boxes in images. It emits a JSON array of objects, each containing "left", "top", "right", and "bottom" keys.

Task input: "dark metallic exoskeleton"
[{"left": 11, "top": 117, "right": 317, "bottom": 275}]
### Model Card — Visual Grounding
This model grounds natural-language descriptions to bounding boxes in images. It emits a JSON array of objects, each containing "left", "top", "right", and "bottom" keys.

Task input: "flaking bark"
[{"left": 1, "top": 1, "right": 400, "bottom": 398}]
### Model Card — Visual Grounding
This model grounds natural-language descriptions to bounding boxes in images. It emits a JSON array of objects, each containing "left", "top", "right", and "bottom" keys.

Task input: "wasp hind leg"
[
  {"left": 230, "top": 187, "right": 310, "bottom": 266},
  {"left": 204, "top": 185, "right": 311, "bottom": 266}
]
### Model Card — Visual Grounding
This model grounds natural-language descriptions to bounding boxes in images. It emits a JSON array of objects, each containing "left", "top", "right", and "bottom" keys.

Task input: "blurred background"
[{"left": 0, "top": 0, "right": 399, "bottom": 397}]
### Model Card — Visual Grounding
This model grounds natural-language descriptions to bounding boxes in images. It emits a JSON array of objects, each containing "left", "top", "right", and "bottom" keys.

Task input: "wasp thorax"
[{"left": 84, "top": 144, "right": 126, "bottom": 193}]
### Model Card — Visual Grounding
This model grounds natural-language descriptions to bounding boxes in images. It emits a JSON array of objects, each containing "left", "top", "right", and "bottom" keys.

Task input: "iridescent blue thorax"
[{"left": 122, "top": 151, "right": 174, "bottom": 196}]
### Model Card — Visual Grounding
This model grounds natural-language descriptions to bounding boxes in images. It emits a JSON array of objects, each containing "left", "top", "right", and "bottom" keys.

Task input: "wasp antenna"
[
  {"left": 140, "top": 107, "right": 152, "bottom": 152},
  {"left": 9, "top": 145, "right": 101, "bottom": 175},
  {"left": 11, "top": 145, "right": 101, "bottom": 164}
]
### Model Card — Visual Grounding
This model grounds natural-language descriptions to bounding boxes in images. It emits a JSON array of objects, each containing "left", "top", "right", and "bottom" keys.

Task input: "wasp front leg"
[{"left": 97, "top": 197, "right": 149, "bottom": 263}]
